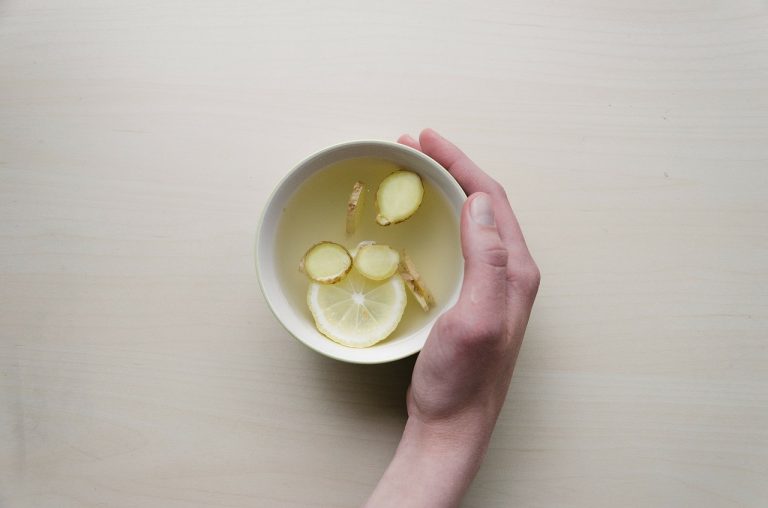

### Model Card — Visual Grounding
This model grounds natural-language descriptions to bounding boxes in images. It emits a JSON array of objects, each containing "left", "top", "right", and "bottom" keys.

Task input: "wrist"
[
  {"left": 401, "top": 414, "right": 490, "bottom": 467},
  {"left": 364, "top": 416, "right": 491, "bottom": 508}
]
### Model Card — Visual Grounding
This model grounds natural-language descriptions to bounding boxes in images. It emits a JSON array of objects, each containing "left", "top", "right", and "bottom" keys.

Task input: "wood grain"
[{"left": 1, "top": 1, "right": 766, "bottom": 506}]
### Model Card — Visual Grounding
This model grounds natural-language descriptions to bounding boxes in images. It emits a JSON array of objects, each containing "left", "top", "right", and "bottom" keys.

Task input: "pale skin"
[{"left": 365, "top": 129, "right": 540, "bottom": 508}]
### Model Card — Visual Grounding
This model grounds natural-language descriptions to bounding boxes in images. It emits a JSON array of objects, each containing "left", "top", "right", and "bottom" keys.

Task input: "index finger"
[{"left": 417, "top": 129, "right": 531, "bottom": 258}]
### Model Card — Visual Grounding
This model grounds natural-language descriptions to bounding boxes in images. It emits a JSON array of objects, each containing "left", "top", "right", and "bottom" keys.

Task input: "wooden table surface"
[{"left": 1, "top": 1, "right": 767, "bottom": 506}]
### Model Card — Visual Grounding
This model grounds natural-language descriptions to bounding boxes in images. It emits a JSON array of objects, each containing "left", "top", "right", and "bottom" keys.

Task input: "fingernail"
[
  {"left": 470, "top": 193, "right": 495, "bottom": 226},
  {"left": 402, "top": 134, "right": 417, "bottom": 144}
]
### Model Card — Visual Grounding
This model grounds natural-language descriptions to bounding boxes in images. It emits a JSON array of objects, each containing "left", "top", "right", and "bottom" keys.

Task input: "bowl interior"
[{"left": 257, "top": 140, "right": 466, "bottom": 363}]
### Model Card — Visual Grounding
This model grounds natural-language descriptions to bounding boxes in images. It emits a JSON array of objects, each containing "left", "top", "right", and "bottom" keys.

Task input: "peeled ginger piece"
[
  {"left": 376, "top": 170, "right": 424, "bottom": 225},
  {"left": 299, "top": 241, "right": 352, "bottom": 284},
  {"left": 354, "top": 243, "right": 400, "bottom": 281},
  {"left": 346, "top": 181, "right": 366, "bottom": 234},
  {"left": 399, "top": 250, "right": 435, "bottom": 311}
]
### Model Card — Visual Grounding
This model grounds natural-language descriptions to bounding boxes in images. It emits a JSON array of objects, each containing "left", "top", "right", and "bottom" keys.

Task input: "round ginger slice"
[
  {"left": 350, "top": 240, "right": 376, "bottom": 258},
  {"left": 299, "top": 241, "right": 352, "bottom": 284},
  {"left": 354, "top": 243, "right": 400, "bottom": 281},
  {"left": 375, "top": 170, "right": 424, "bottom": 225}
]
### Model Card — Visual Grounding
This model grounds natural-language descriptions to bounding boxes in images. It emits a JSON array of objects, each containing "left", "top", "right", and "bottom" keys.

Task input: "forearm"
[{"left": 364, "top": 417, "right": 490, "bottom": 508}]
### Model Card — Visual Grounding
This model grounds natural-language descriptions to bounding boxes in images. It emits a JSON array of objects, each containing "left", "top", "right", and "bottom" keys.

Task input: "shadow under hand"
[{"left": 311, "top": 352, "right": 417, "bottom": 424}]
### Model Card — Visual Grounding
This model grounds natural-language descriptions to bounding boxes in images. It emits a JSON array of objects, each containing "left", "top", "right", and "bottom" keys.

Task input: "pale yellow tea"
[{"left": 276, "top": 157, "right": 462, "bottom": 343}]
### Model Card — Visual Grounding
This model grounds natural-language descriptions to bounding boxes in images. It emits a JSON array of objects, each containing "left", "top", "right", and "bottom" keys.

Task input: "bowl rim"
[{"left": 256, "top": 139, "right": 466, "bottom": 364}]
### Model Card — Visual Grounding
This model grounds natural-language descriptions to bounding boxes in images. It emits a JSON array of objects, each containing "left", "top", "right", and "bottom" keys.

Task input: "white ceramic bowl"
[{"left": 256, "top": 140, "right": 466, "bottom": 364}]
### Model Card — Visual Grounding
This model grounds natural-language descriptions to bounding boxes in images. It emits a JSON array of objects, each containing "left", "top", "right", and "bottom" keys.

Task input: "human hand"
[{"left": 365, "top": 129, "right": 540, "bottom": 508}]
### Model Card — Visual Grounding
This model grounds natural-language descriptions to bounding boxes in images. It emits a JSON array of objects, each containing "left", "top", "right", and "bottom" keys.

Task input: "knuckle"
[
  {"left": 437, "top": 308, "right": 506, "bottom": 350},
  {"left": 483, "top": 245, "right": 509, "bottom": 268},
  {"left": 521, "top": 263, "right": 541, "bottom": 294},
  {"left": 509, "top": 260, "right": 541, "bottom": 295},
  {"left": 462, "top": 308, "right": 506, "bottom": 345},
  {"left": 435, "top": 312, "right": 460, "bottom": 335},
  {"left": 435, "top": 311, "right": 472, "bottom": 343},
  {"left": 473, "top": 320, "right": 506, "bottom": 344},
  {"left": 524, "top": 263, "right": 541, "bottom": 288},
  {"left": 490, "top": 181, "right": 507, "bottom": 200}
]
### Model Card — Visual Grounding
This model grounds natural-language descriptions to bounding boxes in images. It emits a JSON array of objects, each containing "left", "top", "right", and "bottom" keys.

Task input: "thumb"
[{"left": 456, "top": 193, "right": 508, "bottom": 323}]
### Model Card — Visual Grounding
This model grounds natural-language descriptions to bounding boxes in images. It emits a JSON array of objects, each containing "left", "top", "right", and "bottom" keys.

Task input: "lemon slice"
[{"left": 307, "top": 269, "right": 407, "bottom": 348}]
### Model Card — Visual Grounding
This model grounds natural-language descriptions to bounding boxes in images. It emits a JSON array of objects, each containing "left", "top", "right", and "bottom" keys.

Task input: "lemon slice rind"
[{"left": 307, "top": 270, "right": 407, "bottom": 348}]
